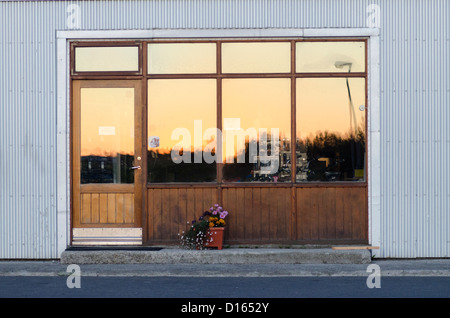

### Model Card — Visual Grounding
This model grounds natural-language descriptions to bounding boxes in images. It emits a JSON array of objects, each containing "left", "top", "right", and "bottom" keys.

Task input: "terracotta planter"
[{"left": 206, "top": 227, "right": 225, "bottom": 250}]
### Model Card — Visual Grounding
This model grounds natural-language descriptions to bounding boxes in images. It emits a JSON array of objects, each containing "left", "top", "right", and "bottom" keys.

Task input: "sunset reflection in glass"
[
  {"left": 222, "top": 78, "right": 291, "bottom": 182},
  {"left": 147, "top": 79, "right": 217, "bottom": 182},
  {"left": 80, "top": 87, "right": 135, "bottom": 184},
  {"left": 296, "top": 78, "right": 366, "bottom": 182}
]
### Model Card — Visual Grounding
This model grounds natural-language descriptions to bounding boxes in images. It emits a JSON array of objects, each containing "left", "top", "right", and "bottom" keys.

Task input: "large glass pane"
[
  {"left": 148, "top": 43, "right": 216, "bottom": 74},
  {"left": 296, "top": 78, "right": 366, "bottom": 182},
  {"left": 80, "top": 88, "right": 135, "bottom": 184},
  {"left": 222, "top": 42, "right": 291, "bottom": 73},
  {"left": 222, "top": 78, "right": 291, "bottom": 182},
  {"left": 147, "top": 79, "right": 217, "bottom": 182},
  {"left": 296, "top": 41, "right": 365, "bottom": 73},
  {"left": 75, "top": 46, "right": 139, "bottom": 72}
]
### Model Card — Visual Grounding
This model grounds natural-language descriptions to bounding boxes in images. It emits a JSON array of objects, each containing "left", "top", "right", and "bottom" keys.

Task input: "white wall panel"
[{"left": 0, "top": 0, "right": 449, "bottom": 258}]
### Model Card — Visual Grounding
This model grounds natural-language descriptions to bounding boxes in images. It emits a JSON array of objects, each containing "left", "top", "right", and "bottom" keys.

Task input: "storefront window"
[
  {"left": 73, "top": 39, "right": 367, "bottom": 185},
  {"left": 222, "top": 78, "right": 291, "bottom": 182},
  {"left": 296, "top": 78, "right": 366, "bottom": 182},
  {"left": 147, "top": 79, "right": 217, "bottom": 182}
]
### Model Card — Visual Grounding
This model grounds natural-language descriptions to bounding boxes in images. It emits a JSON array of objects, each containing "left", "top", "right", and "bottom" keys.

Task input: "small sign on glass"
[{"left": 149, "top": 136, "right": 160, "bottom": 148}]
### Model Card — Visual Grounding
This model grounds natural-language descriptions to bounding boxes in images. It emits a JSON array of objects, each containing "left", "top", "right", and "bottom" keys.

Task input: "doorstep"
[{"left": 60, "top": 246, "right": 372, "bottom": 264}]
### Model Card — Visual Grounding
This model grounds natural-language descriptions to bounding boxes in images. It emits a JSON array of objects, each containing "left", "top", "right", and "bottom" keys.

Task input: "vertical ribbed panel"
[
  {"left": 379, "top": 0, "right": 450, "bottom": 258},
  {"left": 0, "top": 0, "right": 449, "bottom": 258},
  {"left": 0, "top": 1, "right": 65, "bottom": 258}
]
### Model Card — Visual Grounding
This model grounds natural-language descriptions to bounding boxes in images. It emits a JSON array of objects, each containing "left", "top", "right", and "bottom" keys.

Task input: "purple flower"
[{"left": 220, "top": 211, "right": 228, "bottom": 219}]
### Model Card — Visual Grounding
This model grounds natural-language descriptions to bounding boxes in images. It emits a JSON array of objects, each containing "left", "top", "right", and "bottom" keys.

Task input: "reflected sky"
[
  {"left": 79, "top": 78, "right": 365, "bottom": 162},
  {"left": 80, "top": 87, "right": 135, "bottom": 157},
  {"left": 148, "top": 43, "right": 216, "bottom": 74},
  {"left": 296, "top": 41, "right": 365, "bottom": 73},
  {"left": 147, "top": 79, "right": 217, "bottom": 154},
  {"left": 296, "top": 78, "right": 366, "bottom": 141},
  {"left": 222, "top": 42, "right": 291, "bottom": 73},
  {"left": 75, "top": 47, "right": 139, "bottom": 72},
  {"left": 222, "top": 78, "right": 291, "bottom": 162}
]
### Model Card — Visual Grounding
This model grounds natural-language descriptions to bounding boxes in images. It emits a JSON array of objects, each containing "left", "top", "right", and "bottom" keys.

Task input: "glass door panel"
[{"left": 80, "top": 87, "right": 135, "bottom": 184}]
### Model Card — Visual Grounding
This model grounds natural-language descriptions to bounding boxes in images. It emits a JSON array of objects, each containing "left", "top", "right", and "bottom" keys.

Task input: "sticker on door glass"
[
  {"left": 98, "top": 126, "right": 116, "bottom": 136},
  {"left": 149, "top": 136, "right": 160, "bottom": 148}
]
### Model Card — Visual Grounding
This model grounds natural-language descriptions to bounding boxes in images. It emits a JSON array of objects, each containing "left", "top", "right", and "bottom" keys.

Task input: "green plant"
[{"left": 178, "top": 204, "right": 229, "bottom": 250}]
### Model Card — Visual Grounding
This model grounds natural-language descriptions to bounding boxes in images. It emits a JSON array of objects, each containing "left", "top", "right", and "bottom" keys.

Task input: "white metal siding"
[{"left": 0, "top": 0, "right": 449, "bottom": 258}]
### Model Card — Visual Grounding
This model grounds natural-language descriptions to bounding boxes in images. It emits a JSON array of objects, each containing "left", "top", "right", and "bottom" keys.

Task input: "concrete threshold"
[{"left": 60, "top": 247, "right": 372, "bottom": 265}]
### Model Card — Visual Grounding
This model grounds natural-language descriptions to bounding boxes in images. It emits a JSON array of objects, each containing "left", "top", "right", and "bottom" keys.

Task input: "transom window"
[{"left": 71, "top": 39, "right": 367, "bottom": 184}]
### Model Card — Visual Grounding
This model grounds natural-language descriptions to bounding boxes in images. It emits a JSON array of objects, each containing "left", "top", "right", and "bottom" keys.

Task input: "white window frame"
[{"left": 56, "top": 28, "right": 380, "bottom": 258}]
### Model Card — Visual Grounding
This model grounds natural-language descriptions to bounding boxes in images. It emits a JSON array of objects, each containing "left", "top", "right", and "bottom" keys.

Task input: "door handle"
[{"left": 131, "top": 166, "right": 141, "bottom": 170}]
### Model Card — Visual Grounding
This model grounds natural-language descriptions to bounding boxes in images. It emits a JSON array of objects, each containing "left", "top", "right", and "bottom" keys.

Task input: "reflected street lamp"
[{"left": 335, "top": 61, "right": 357, "bottom": 135}]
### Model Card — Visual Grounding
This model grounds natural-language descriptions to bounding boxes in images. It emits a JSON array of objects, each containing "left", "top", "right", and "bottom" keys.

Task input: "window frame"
[
  {"left": 70, "top": 41, "right": 143, "bottom": 77},
  {"left": 70, "top": 38, "right": 368, "bottom": 187}
]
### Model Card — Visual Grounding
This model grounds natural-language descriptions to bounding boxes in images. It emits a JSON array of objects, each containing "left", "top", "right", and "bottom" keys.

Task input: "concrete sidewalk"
[
  {"left": 0, "top": 246, "right": 449, "bottom": 277},
  {"left": 0, "top": 259, "right": 449, "bottom": 277},
  {"left": 59, "top": 246, "right": 372, "bottom": 265}
]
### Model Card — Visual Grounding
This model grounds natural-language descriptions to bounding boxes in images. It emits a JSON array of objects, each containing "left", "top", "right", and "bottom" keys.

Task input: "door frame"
[
  {"left": 71, "top": 79, "right": 145, "bottom": 245},
  {"left": 56, "top": 28, "right": 380, "bottom": 257}
]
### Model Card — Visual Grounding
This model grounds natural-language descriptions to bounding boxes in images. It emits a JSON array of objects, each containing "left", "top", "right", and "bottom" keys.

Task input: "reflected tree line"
[
  {"left": 81, "top": 153, "right": 135, "bottom": 184},
  {"left": 81, "top": 129, "right": 365, "bottom": 184},
  {"left": 297, "top": 128, "right": 365, "bottom": 182}
]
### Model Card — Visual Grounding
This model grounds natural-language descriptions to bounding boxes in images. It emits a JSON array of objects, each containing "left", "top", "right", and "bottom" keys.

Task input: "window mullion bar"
[
  {"left": 291, "top": 40, "right": 296, "bottom": 184},
  {"left": 217, "top": 41, "right": 223, "bottom": 187}
]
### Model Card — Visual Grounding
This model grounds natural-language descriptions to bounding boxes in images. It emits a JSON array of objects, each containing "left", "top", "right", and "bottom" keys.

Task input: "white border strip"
[
  {"left": 56, "top": 36, "right": 70, "bottom": 258},
  {"left": 367, "top": 33, "right": 381, "bottom": 257},
  {"left": 56, "top": 28, "right": 380, "bottom": 258},
  {"left": 57, "top": 28, "right": 380, "bottom": 40}
]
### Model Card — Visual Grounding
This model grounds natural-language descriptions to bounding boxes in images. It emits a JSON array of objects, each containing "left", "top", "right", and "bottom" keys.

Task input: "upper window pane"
[
  {"left": 222, "top": 78, "right": 291, "bottom": 182},
  {"left": 75, "top": 46, "right": 139, "bottom": 72},
  {"left": 296, "top": 41, "right": 365, "bottom": 73},
  {"left": 147, "top": 43, "right": 216, "bottom": 74},
  {"left": 147, "top": 79, "right": 217, "bottom": 183},
  {"left": 222, "top": 42, "right": 291, "bottom": 73}
]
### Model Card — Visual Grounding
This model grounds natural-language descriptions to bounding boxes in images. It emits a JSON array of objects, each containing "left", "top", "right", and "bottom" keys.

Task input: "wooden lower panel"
[
  {"left": 145, "top": 186, "right": 367, "bottom": 244},
  {"left": 218, "top": 187, "right": 290, "bottom": 243},
  {"left": 296, "top": 187, "right": 367, "bottom": 241},
  {"left": 76, "top": 192, "right": 135, "bottom": 227},
  {"left": 147, "top": 187, "right": 218, "bottom": 241}
]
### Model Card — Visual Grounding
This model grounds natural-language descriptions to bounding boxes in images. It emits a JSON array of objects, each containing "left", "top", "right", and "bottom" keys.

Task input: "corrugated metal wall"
[{"left": 0, "top": 0, "right": 449, "bottom": 258}]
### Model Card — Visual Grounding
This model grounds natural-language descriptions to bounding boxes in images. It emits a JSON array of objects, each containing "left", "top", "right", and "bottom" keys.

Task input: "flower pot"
[{"left": 206, "top": 227, "right": 225, "bottom": 250}]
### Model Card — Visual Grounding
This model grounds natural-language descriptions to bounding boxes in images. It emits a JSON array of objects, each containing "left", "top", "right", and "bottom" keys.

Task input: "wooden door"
[{"left": 71, "top": 80, "right": 144, "bottom": 245}]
